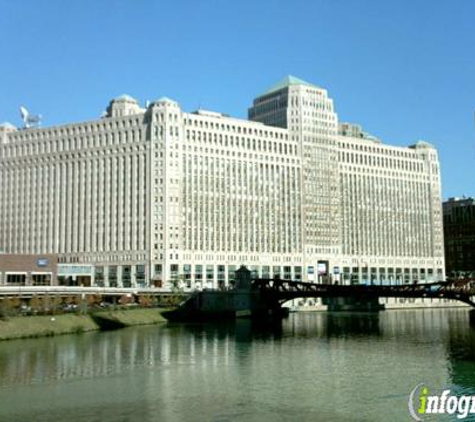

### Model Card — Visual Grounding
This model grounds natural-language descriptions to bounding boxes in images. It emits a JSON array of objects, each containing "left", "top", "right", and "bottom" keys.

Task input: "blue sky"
[{"left": 1, "top": 0, "right": 474, "bottom": 199}]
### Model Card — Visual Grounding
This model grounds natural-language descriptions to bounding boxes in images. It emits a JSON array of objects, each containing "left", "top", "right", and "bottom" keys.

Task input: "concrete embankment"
[
  {"left": 90, "top": 308, "right": 168, "bottom": 329},
  {"left": 0, "top": 308, "right": 168, "bottom": 341}
]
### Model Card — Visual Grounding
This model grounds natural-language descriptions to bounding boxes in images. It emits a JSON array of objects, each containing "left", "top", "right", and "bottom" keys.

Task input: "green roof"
[
  {"left": 411, "top": 140, "right": 435, "bottom": 149},
  {"left": 157, "top": 96, "right": 175, "bottom": 102},
  {"left": 114, "top": 94, "right": 137, "bottom": 102},
  {"left": 0, "top": 122, "right": 16, "bottom": 129},
  {"left": 262, "top": 75, "right": 319, "bottom": 95},
  {"left": 154, "top": 96, "right": 177, "bottom": 104}
]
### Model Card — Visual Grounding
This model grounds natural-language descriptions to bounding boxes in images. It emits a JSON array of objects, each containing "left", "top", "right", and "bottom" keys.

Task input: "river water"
[{"left": 1, "top": 309, "right": 475, "bottom": 421}]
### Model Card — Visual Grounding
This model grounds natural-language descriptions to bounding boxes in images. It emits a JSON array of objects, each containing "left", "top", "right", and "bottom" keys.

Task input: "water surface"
[{"left": 1, "top": 309, "right": 475, "bottom": 421}]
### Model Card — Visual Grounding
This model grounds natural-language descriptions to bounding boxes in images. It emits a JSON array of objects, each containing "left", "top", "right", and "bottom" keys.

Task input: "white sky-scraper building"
[{"left": 0, "top": 76, "right": 445, "bottom": 287}]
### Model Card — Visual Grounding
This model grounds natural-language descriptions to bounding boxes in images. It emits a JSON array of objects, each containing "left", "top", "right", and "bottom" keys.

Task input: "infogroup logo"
[{"left": 408, "top": 384, "right": 475, "bottom": 420}]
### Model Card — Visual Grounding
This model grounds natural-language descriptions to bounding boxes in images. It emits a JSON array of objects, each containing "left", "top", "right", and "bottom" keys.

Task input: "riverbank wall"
[
  {"left": 290, "top": 297, "right": 469, "bottom": 312},
  {"left": 0, "top": 308, "right": 168, "bottom": 341}
]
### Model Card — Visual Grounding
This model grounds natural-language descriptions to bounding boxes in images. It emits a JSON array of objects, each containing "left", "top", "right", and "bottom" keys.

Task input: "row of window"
[
  {"left": 1, "top": 273, "right": 52, "bottom": 286},
  {"left": 1, "top": 131, "right": 146, "bottom": 158},
  {"left": 185, "top": 131, "right": 298, "bottom": 155},
  {"left": 184, "top": 116, "right": 287, "bottom": 139},
  {"left": 340, "top": 150, "right": 427, "bottom": 172},
  {"left": 339, "top": 139, "right": 430, "bottom": 159}
]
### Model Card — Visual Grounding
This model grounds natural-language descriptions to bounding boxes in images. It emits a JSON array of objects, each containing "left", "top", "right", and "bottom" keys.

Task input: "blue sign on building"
[{"left": 36, "top": 258, "right": 49, "bottom": 267}]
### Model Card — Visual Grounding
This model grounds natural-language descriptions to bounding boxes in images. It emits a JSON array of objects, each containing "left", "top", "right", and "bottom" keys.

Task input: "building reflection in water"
[
  {"left": 1, "top": 310, "right": 475, "bottom": 422},
  {"left": 445, "top": 309, "right": 475, "bottom": 393},
  {"left": 0, "top": 311, "right": 462, "bottom": 388}
]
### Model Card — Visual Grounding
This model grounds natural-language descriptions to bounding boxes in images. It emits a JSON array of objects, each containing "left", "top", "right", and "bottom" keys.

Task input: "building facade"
[
  {"left": 443, "top": 197, "right": 475, "bottom": 276},
  {"left": 0, "top": 253, "right": 58, "bottom": 286},
  {"left": 337, "top": 124, "right": 445, "bottom": 284},
  {"left": 0, "top": 77, "right": 445, "bottom": 288}
]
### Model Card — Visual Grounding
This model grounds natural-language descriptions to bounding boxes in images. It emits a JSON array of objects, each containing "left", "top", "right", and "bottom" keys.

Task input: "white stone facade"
[
  {"left": 337, "top": 125, "right": 444, "bottom": 284},
  {"left": 0, "top": 77, "right": 445, "bottom": 288}
]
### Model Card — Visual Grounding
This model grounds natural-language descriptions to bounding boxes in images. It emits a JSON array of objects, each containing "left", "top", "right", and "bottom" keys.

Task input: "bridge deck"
[{"left": 253, "top": 279, "right": 475, "bottom": 307}]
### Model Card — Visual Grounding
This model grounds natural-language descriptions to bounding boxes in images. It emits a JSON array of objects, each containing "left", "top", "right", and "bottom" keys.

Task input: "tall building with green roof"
[{"left": 249, "top": 75, "right": 341, "bottom": 266}]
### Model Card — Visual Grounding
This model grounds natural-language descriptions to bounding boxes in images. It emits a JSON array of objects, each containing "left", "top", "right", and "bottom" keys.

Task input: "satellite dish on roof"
[
  {"left": 20, "top": 106, "right": 28, "bottom": 121},
  {"left": 19, "top": 106, "right": 42, "bottom": 129}
]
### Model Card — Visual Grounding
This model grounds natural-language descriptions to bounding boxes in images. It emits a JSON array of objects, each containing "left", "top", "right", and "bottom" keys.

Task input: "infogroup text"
[{"left": 409, "top": 384, "right": 475, "bottom": 420}]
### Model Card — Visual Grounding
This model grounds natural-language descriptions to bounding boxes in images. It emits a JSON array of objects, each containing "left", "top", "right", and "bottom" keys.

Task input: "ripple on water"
[{"left": 0, "top": 309, "right": 474, "bottom": 422}]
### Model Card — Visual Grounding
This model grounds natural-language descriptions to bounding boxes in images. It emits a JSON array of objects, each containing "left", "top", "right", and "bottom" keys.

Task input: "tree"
[
  {"left": 30, "top": 295, "right": 42, "bottom": 314},
  {"left": 139, "top": 295, "right": 152, "bottom": 307},
  {"left": 50, "top": 295, "right": 62, "bottom": 315},
  {"left": 0, "top": 298, "right": 15, "bottom": 319}
]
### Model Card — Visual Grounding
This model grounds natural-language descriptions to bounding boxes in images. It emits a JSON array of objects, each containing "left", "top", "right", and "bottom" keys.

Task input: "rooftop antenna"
[{"left": 20, "top": 106, "right": 42, "bottom": 129}]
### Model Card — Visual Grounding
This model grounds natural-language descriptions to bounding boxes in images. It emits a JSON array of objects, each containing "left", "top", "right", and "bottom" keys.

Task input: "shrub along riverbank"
[{"left": 0, "top": 308, "right": 169, "bottom": 341}]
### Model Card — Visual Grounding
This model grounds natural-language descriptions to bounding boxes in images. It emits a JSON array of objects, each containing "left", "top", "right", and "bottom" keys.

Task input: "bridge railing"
[{"left": 252, "top": 278, "right": 475, "bottom": 298}]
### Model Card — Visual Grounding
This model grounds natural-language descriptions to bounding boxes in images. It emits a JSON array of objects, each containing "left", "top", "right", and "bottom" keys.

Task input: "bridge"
[
  {"left": 4, "top": 277, "right": 474, "bottom": 318},
  {"left": 167, "top": 272, "right": 475, "bottom": 321},
  {"left": 252, "top": 278, "right": 475, "bottom": 312}
]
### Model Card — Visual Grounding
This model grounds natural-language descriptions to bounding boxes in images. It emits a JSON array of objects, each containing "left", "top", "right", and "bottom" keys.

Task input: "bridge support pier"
[
  {"left": 469, "top": 310, "right": 475, "bottom": 326},
  {"left": 323, "top": 296, "right": 385, "bottom": 312}
]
